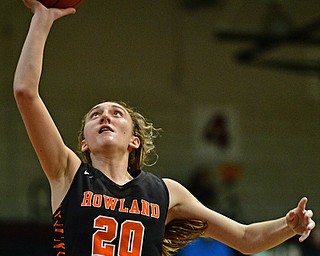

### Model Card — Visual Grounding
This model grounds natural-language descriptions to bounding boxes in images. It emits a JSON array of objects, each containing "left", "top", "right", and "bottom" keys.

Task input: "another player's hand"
[
  {"left": 286, "top": 197, "right": 315, "bottom": 242},
  {"left": 22, "top": 0, "right": 76, "bottom": 20}
]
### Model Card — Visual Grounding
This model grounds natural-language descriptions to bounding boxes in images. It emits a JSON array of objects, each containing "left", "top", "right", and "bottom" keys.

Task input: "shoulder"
[
  {"left": 162, "top": 178, "right": 195, "bottom": 209},
  {"left": 162, "top": 178, "right": 184, "bottom": 192},
  {"left": 163, "top": 178, "right": 211, "bottom": 222},
  {"left": 162, "top": 178, "right": 190, "bottom": 194}
]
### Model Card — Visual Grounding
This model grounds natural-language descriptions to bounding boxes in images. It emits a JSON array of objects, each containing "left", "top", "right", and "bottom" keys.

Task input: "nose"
[{"left": 100, "top": 111, "right": 110, "bottom": 124}]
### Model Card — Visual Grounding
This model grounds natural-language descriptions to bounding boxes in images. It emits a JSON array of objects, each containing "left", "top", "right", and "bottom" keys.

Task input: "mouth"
[{"left": 99, "top": 126, "right": 114, "bottom": 134}]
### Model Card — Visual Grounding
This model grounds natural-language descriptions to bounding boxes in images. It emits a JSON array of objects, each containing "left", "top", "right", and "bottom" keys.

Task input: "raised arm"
[
  {"left": 13, "top": 0, "right": 81, "bottom": 210},
  {"left": 164, "top": 178, "right": 315, "bottom": 255}
]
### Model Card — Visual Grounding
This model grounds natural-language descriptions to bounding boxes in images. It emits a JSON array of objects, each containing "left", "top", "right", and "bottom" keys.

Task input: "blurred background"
[{"left": 1, "top": 0, "right": 319, "bottom": 255}]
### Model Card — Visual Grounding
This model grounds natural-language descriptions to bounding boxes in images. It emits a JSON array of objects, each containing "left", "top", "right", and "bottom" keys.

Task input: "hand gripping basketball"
[{"left": 38, "top": 0, "right": 85, "bottom": 8}]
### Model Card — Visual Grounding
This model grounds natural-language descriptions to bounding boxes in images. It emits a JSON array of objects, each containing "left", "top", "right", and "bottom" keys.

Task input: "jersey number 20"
[{"left": 92, "top": 215, "right": 145, "bottom": 256}]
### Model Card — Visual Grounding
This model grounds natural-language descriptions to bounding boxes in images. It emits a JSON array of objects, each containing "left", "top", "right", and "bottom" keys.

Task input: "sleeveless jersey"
[{"left": 52, "top": 163, "right": 169, "bottom": 256}]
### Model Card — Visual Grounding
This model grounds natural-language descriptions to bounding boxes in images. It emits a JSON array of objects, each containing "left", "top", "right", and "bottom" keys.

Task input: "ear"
[
  {"left": 129, "top": 136, "right": 140, "bottom": 150},
  {"left": 81, "top": 139, "right": 90, "bottom": 153}
]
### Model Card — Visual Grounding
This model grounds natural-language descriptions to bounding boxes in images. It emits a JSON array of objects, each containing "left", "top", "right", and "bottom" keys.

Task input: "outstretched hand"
[
  {"left": 23, "top": 0, "right": 76, "bottom": 20},
  {"left": 286, "top": 197, "right": 315, "bottom": 242}
]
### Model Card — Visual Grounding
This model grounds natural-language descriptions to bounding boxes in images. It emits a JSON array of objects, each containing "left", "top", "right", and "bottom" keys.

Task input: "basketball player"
[{"left": 14, "top": 0, "right": 315, "bottom": 255}]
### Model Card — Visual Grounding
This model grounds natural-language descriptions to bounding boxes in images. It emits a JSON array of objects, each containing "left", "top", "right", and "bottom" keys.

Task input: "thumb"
[{"left": 60, "top": 7, "right": 77, "bottom": 16}]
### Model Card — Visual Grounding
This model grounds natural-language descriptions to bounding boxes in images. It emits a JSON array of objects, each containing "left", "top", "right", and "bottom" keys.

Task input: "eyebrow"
[
  {"left": 88, "top": 105, "right": 100, "bottom": 114},
  {"left": 111, "top": 104, "right": 127, "bottom": 113},
  {"left": 87, "top": 104, "right": 128, "bottom": 116}
]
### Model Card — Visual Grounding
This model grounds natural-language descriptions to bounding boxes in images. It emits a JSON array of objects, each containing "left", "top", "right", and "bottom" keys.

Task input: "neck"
[{"left": 91, "top": 156, "right": 133, "bottom": 185}]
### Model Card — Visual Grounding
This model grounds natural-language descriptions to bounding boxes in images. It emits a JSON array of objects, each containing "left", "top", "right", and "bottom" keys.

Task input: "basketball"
[{"left": 38, "top": 0, "right": 85, "bottom": 8}]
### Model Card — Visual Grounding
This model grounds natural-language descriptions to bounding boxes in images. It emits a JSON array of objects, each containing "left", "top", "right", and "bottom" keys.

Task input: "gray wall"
[{"left": 1, "top": 0, "right": 319, "bottom": 225}]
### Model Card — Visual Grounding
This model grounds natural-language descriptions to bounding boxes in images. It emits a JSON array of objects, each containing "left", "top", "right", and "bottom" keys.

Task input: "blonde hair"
[
  {"left": 77, "top": 101, "right": 160, "bottom": 172},
  {"left": 163, "top": 219, "right": 208, "bottom": 255}
]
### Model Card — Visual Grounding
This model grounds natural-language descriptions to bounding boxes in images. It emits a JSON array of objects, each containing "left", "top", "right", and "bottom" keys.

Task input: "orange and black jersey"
[{"left": 53, "top": 163, "right": 169, "bottom": 256}]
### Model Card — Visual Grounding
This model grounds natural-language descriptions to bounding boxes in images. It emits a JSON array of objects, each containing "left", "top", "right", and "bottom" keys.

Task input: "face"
[{"left": 81, "top": 102, "right": 140, "bottom": 157}]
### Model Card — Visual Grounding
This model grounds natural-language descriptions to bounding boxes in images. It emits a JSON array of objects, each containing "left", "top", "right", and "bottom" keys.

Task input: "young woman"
[{"left": 14, "top": 0, "right": 315, "bottom": 255}]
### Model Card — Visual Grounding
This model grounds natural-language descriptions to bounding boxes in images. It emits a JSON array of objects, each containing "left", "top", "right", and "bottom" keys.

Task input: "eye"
[
  {"left": 90, "top": 111, "right": 100, "bottom": 118},
  {"left": 113, "top": 110, "right": 123, "bottom": 117}
]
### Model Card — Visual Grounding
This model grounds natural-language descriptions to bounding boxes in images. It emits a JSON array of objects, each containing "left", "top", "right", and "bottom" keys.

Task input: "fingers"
[
  {"left": 306, "top": 209, "right": 314, "bottom": 218},
  {"left": 299, "top": 221, "right": 315, "bottom": 243},
  {"left": 305, "top": 210, "right": 315, "bottom": 230},
  {"left": 299, "top": 209, "right": 316, "bottom": 242},
  {"left": 299, "top": 230, "right": 311, "bottom": 242},
  {"left": 297, "top": 197, "right": 308, "bottom": 212},
  {"left": 23, "top": 0, "right": 49, "bottom": 14},
  {"left": 23, "top": 0, "right": 44, "bottom": 8},
  {"left": 22, "top": 0, "right": 76, "bottom": 16},
  {"left": 22, "top": 0, "right": 39, "bottom": 9},
  {"left": 22, "top": 0, "right": 30, "bottom": 8},
  {"left": 287, "top": 197, "right": 316, "bottom": 243}
]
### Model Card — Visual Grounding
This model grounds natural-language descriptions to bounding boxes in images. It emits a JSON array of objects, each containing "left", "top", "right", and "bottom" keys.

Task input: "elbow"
[
  {"left": 234, "top": 229, "right": 262, "bottom": 255},
  {"left": 235, "top": 237, "right": 266, "bottom": 255},
  {"left": 13, "top": 85, "right": 24, "bottom": 100},
  {"left": 13, "top": 83, "right": 37, "bottom": 103}
]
